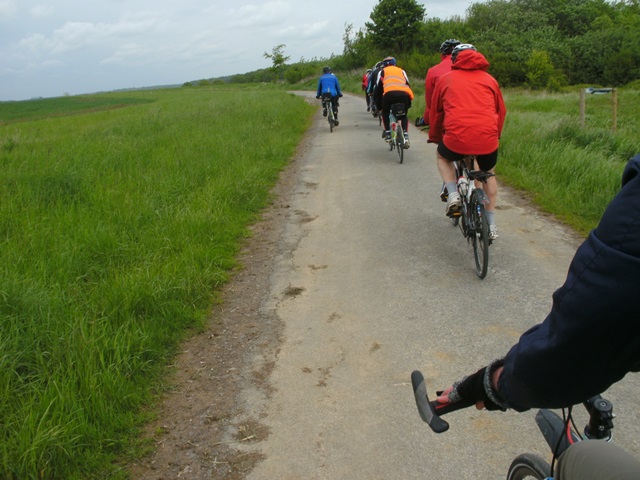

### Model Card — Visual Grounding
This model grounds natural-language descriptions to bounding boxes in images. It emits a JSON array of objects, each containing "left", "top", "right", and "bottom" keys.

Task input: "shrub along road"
[{"left": 130, "top": 91, "right": 640, "bottom": 479}]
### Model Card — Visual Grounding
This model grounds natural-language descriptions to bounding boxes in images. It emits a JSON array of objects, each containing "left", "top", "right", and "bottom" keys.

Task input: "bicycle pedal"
[{"left": 446, "top": 211, "right": 462, "bottom": 218}]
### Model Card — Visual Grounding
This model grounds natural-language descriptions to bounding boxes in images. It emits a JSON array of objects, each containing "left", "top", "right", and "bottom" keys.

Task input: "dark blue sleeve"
[{"left": 498, "top": 154, "right": 640, "bottom": 411}]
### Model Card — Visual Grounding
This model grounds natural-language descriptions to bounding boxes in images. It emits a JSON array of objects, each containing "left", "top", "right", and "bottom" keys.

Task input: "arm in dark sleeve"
[{"left": 498, "top": 155, "right": 640, "bottom": 411}]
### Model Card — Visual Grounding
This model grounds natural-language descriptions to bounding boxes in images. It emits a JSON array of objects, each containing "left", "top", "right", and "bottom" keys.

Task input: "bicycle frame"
[
  {"left": 387, "top": 103, "right": 407, "bottom": 163},
  {"left": 451, "top": 156, "right": 493, "bottom": 278},
  {"left": 321, "top": 93, "right": 336, "bottom": 132}
]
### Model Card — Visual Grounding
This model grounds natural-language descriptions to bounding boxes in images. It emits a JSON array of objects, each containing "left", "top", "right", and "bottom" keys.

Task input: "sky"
[{"left": 0, "top": 0, "right": 476, "bottom": 102}]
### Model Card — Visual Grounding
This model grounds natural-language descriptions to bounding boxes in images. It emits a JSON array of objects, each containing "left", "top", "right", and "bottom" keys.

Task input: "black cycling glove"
[{"left": 448, "top": 359, "right": 508, "bottom": 411}]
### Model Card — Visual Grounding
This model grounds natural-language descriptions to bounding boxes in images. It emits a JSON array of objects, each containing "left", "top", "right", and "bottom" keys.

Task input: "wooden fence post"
[
  {"left": 580, "top": 89, "right": 586, "bottom": 127},
  {"left": 612, "top": 88, "right": 618, "bottom": 133}
]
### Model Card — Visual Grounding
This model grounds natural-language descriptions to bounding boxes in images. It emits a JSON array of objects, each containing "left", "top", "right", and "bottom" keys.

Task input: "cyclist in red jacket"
[
  {"left": 362, "top": 69, "right": 372, "bottom": 110},
  {"left": 415, "top": 39, "right": 460, "bottom": 128},
  {"left": 429, "top": 44, "right": 506, "bottom": 240}
]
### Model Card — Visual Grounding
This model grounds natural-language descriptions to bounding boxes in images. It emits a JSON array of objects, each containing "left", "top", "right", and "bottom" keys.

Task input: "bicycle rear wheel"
[
  {"left": 328, "top": 110, "right": 334, "bottom": 132},
  {"left": 470, "top": 189, "right": 490, "bottom": 279},
  {"left": 506, "top": 454, "right": 551, "bottom": 480},
  {"left": 395, "top": 124, "right": 404, "bottom": 163}
]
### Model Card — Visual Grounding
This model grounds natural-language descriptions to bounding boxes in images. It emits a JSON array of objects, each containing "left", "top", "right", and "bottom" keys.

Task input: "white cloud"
[
  {"left": 0, "top": 0, "right": 478, "bottom": 101},
  {"left": 0, "top": 0, "right": 17, "bottom": 19},
  {"left": 31, "top": 5, "right": 53, "bottom": 17},
  {"left": 225, "top": 0, "right": 293, "bottom": 29}
]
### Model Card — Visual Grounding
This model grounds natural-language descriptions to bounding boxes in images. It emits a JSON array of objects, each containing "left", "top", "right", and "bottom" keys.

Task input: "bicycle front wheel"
[
  {"left": 506, "top": 454, "right": 551, "bottom": 480},
  {"left": 470, "top": 189, "right": 490, "bottom": 279},
  {"left": 395, "top": 124, "right": 404, "bottom": 163}
]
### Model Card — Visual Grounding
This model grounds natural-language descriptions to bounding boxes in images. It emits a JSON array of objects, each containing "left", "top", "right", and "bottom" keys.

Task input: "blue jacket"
[
  {"left": 316, "top": 73, "right": 341, "bottom": 98},
  {"left": 499, "top": 154, "right": 640, "bottom": 411}
]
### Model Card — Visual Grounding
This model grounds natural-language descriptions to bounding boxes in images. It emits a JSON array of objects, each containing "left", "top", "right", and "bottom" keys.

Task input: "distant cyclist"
[
  {"left": 366, "top": 61, "right": 384, "bottom": 115},
  {"left": 362, "top": 68, "right": 372, "bottom": 110},
  {"left": 428, "top": 44, "right": 506, "bottom": 239},
  {"left": 415, "top": 38, "right": 460, "bottom": 128},
  {"left": 316, "top": 66, "right": 342, "bottom": 126},
  {"left": 373, "top": 56, "right": 414, "bottom": 147}
]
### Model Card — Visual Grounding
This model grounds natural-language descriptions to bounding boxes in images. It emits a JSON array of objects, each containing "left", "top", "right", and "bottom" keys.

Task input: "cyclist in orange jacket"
[{"left": 373, "top": 56, "right": 414, "bottom": 148}]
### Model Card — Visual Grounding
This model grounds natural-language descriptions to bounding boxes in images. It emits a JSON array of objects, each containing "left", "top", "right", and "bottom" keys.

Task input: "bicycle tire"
[
  {"left": 506, "top": 453, "right": 551, "bottom": 480},
  {"left": 328, "top": 110, "right": 334, "bottom": 132},
  {"left": 470, "top": 189, "right": 490, "bottom": 279},
  {"left": 396, "top": 124, "right": 404, "bottom": 163}
]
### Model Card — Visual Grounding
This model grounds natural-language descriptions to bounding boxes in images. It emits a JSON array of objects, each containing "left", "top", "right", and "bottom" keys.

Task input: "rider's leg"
[
  {"left": 437, "top": 153, "right": 457, "bottom": 199},
  {"left": 437, "top": 143, "right": 462, "bottom": 215},
  {"left": 556, "top": 440, "right": 640, "bottom": 480},
  {"left": 381, "top": 94, "right": 391, "bottom": 131},
  {"left": 475, "top": 152, "right": 499, "bottom": 236},
  {"left": 480, "top": 170, "right": 497, "bottom": 212}
]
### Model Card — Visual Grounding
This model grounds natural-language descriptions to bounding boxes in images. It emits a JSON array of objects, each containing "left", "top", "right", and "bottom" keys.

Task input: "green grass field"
[
  {"left": 0, "top": 83, "right": 637, "bottom": 478},
  {"left": 0, "top": 86, "right": 314, "bottom": 479}
]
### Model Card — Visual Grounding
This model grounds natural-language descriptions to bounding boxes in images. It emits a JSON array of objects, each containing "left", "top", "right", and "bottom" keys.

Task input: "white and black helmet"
[
  {"left": 451, "top": 43, "right": 477, "bottom": 63},
  {"left": 440, "top": 39, "right": 461, "bottom": 55}
]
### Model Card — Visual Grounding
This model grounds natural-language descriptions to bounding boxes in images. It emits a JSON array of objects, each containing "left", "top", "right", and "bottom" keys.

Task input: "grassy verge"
[
  {"left": 499, "top": 88, "right": 640, "bottom": 234},
  {"left": 0, "top": 86, "right": 315, "bottom": 479}
]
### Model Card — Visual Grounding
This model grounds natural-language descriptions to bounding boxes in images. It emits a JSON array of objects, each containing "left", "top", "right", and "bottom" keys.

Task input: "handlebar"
[{"left": 411, "top": 370, "right": 475, "bottom": 433}]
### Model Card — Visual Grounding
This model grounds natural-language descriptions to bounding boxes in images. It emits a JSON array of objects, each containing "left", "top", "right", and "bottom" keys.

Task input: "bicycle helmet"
[
  {"left": 440, "top": 39, "right": 461, "bottom": 55},
  {"left": 451, "top": 43, "right": 477, "bottom": 63},
  {"left": 383, "top": 56, "right": 396, "bottom": 67},
  {"left": 323, "top": 66, "right": 331, "bottom": 74}
]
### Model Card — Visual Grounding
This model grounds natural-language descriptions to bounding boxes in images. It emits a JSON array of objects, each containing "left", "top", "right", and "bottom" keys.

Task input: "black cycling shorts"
[{"left": 437, "top": 141, "right": 498, "bottom": 171}]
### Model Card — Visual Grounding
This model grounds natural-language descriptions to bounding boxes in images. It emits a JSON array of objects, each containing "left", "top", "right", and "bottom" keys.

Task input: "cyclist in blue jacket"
[
  {"left": 316, "top": 66, "right": 342, "bottom": 125},
  {"left": 436, "top": 153, "right": 640, "bottom": 479}
]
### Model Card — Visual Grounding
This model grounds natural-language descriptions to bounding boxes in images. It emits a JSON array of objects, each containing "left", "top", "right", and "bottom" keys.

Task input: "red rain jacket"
[
  {"left": 428, "top": 49, "right": 506, "bottom": 155},
  {"left": 422, "top": 54, "right": 453, "bottom": 122}
]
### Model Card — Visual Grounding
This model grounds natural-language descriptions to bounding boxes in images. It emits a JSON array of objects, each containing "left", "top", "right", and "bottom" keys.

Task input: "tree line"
[{"left": 213, "top": 0, "right": 640, "bottom": 90}]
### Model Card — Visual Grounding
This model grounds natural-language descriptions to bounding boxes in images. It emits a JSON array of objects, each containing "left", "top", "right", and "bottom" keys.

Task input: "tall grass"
[
  {"left": 499, "top": 88, "right": 640, "bottom": 233},
  {"left": 0, "top": 86, "right": 315, "bottom": 479}
]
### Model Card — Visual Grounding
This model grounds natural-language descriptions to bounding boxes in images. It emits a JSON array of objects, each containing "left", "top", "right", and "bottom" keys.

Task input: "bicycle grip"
[{"left": 411, "top": 370, "right": 476, "bottom": 433}]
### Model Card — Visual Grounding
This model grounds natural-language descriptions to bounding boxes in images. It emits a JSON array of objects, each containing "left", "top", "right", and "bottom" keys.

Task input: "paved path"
[{"left": 232, "top": 91, "right": 640, "bottom": 479}]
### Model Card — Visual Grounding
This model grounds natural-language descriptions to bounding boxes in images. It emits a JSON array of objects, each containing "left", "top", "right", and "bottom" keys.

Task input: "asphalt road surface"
[{"left": 230, "top": 91, "right": 640, "bottom": 479}]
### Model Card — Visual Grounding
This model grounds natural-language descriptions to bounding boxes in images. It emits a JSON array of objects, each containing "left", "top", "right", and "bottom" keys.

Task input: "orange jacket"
[
  {"left": 428, "top": 49, "right": 506, "bottom": 155},
  {"left": 381, "top": 66, "right": 414, "bottom": 99}
]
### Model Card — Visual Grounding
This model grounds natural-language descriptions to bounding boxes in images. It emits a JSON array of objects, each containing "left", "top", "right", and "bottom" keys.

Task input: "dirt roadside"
[{"left": 128, "top": 132, "right": 307, "bottom": 480}]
